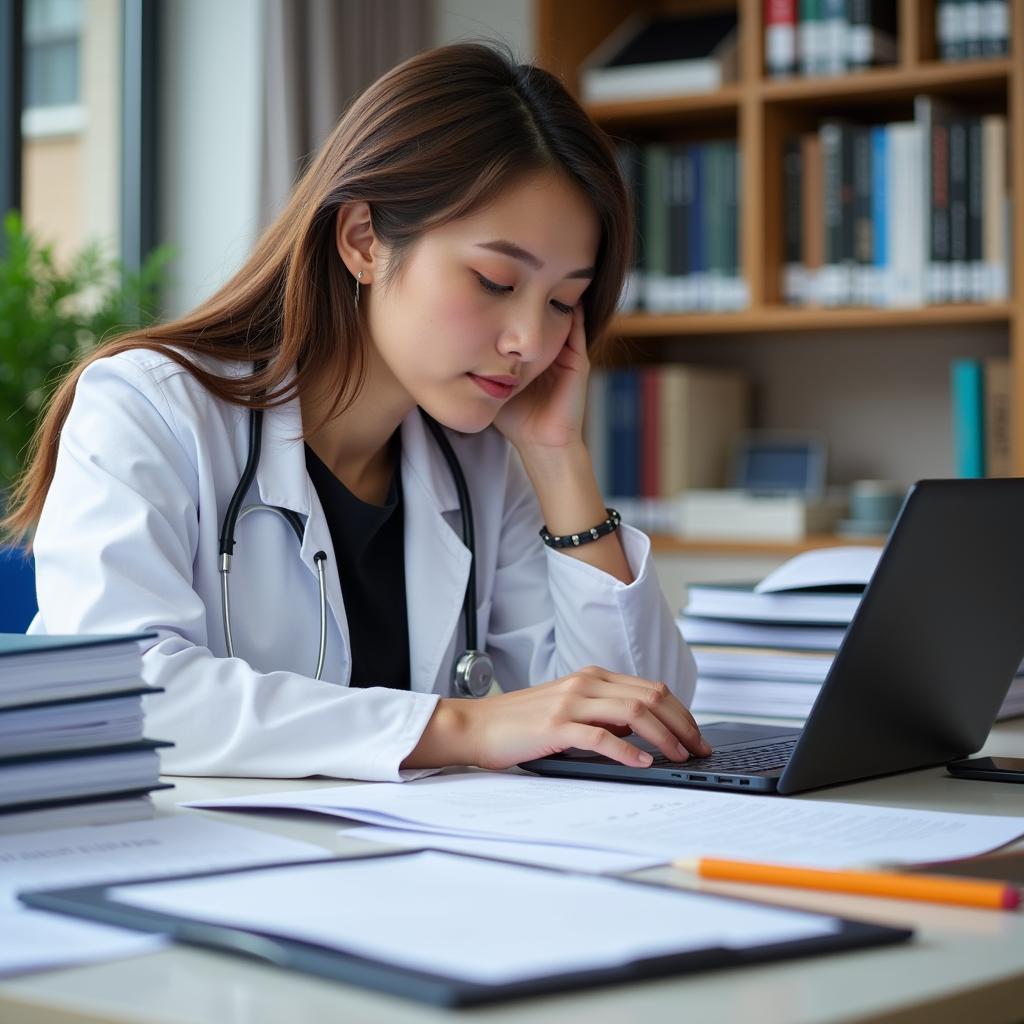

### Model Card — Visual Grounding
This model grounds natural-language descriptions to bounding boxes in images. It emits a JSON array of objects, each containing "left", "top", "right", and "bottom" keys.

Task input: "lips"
[{"left": 468, "top": 373, "right": 517, "bottom": 399}]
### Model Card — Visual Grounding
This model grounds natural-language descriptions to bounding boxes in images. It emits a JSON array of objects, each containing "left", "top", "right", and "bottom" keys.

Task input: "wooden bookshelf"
[{"left": 537, "top": 0, "right": 1024, "bottom": 555}]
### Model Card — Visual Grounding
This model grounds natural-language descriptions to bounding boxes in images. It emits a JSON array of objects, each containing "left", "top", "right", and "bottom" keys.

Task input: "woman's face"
[{"left": 364, "top": 170, "right": 600, "bottom": 433}]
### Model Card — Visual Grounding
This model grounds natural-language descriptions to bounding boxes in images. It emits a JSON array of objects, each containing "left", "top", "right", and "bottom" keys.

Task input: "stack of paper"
[
  {"left": 1, "top": 815, "right": 327, "bottom": 978},
  {"left": 188, "top": 771, "right": 1024, "bottom": 869},
  {"left": 679, "top": 547, "right": 1024, "bottom": 722},
  {"left": 0, "top": 633, "right": 170, "bottom": 833}
]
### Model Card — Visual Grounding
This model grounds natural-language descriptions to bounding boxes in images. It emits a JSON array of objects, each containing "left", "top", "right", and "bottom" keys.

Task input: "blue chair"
[{"left": 0, "top": 546, "right": 37, "bottom": 632}]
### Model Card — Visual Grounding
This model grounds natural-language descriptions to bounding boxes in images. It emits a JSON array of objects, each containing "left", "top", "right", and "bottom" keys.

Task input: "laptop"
[{"left": 521, "top": 479, "right": 1024, "bottom": 795}]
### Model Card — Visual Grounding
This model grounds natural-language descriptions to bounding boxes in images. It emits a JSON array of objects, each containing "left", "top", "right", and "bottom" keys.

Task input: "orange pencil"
[{"left": 673, "top": 857, "right": 1021, "bottom": 911}]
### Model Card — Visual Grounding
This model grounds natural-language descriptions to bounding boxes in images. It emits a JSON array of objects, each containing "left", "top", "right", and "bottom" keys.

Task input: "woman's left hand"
[{"left": 492, "top": 303, "right": 590, "bottom": 453}]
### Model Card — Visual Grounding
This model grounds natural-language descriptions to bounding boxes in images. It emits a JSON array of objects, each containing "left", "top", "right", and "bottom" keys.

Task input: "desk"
[{"left": 2, "top": 720, "right": 1024, "bottom": 1024}]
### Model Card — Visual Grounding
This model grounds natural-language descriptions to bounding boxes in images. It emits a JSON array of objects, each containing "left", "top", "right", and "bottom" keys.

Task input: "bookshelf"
[{"left": 537, "top": 0, "right": 1024, "bottom": 558}]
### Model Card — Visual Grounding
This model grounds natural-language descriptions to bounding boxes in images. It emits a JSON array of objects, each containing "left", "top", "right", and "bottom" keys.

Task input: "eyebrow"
[{"left": 474, "top": 240, "right": 595, "bottom": 280}]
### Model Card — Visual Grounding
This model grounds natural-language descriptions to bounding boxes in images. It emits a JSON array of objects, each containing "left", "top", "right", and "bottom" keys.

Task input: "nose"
[{"left": 496, "top": 309, "right": 545, "bottom": 362}]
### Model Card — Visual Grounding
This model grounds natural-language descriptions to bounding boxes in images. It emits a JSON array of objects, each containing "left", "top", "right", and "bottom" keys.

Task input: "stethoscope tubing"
[{"left": 217, "top": 391, "right": 490, "bottom": 693}]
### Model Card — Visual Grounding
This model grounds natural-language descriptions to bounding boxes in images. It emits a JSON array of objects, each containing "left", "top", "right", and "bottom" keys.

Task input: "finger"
[
  {"left": 560, "top": 722, "right": 653, "bottom": 768},
  {"left": 567, "top": 303, "right": 589, "bottom": 359},
  {"left": 576, "top": 698, "right": 689, "bottom": 762},
  {"left": 569, "top": 670, "right": 711, "bottom": 755}
]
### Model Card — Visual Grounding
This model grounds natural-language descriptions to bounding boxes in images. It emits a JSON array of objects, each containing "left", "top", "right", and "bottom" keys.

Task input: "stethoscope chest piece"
[{"left": 454, "top": 649, "right": 494, "bottom": 698}]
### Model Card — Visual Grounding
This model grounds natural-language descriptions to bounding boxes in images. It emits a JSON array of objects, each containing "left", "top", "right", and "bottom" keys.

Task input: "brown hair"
[{"left": 4, "top": 41, "right": 632, "bottom": 541}]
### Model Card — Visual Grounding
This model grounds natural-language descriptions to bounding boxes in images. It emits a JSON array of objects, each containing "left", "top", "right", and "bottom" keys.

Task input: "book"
[
  {"left": 683, "top": 545, "right": 879, "bottom": 623},
  {"left": 677, "top": 491, "right": 843, "bottom": 543},
  {"left": 951, "top": 358, "right": 986, "bottom": 477},
  {"left": 580, "top": 12, "right": 738, "bottom": 104},
  {"left": 983, "top": 357, "right": 1011, "bottom": 477},
  {"left": 683, "top": 581, "right": 861, "bottom": 623},
  {"left": 678, "top": 615, "right": 848, "bottom": 650},
  {"left": 0, "top": 632, "right": 170, "bottom": 833},
  {"left": 799, "top": 0, "right": 824, "bottom": 76},
  {"left": 885, "top": 121, "right": 927, "bottom": 307},
  {"left": 658, "top": 366, "right": 750, "bottom": 495},
  {"left": 982, "top": 114, "right": 1008, "bottom": 300},
  {"left": 765, "top": 0, "right": 798, "bottom": 77},
  {"left": 691, "top": 674, "right": 1024, "bottom": 721}
]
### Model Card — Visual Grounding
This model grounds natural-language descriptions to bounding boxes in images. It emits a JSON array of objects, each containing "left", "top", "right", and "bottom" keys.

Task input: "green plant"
[{"left": 0, "top": 211, "right": 174, "bottom": 490}]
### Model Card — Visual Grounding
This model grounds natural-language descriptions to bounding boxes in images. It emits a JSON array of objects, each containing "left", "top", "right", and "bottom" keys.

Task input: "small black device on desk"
[{"left": 947, "top": 756, "right": 1024, "bottom": 784}]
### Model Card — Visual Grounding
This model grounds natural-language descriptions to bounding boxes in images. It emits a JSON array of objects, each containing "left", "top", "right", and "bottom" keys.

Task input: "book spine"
[
  {"left": 643, "top": 145, "right": 669, "bottom": 313},
  {"left": 783, "top": 137, "right": 804, "bottom": 304},
  {"left": 667, "top": 145, "right": 685, "bottom": 311},
  {"left": 799, "top": 0, "right": 822, "bottom": 75},
  {"left": 640, "top": 367, "right": 661, "bottom": 498},
  {"left": 848, "top": 0, "right": 897, "bottom": 65},
  {"left": 820, "top": 0, "right": 848, "bottom": 75},
  {"left": 585, "top": 369, "right": 609, "bottom": 493},
  {"left": 801, "top": 131, "right": 824, "bottom": 304},
  {"left": 839, "top": 122, "right": 856, "bottom": 305},
  {"left": 722, "top": 142, "right": 742, "bottom": 309},
  {"left": 966, "top": 117, "right": 984, "bottom": 301},
  {"left": 983, "top": 358, "right": 1012, "bottom": 477},
  {"left": 929, "top": 116, "right": 951, "bottom": 303},
  {"left": 765, "top": 0, "right": 798, "bottom": 76},
  {"left": 870, "top": 124, "right": 887, "bottom": 307},
  {"left": 947, "top": 119, "right": 969, "bottom": 301},
  {"left": 852, "top": 126, "right": 874, "bottom": 305},
  {"left": 820, "top": 121, "right": 843, "bottom": 305},
  {"left": 936, "top": 0, "right": 956, "bottom": 59},
  {"left": 706, "top": 143, "right": 725, "bottom": 310},
  {"left": 679, "top": 145, "right": 696, "bottom": 310},
  {"left": 847, "top": 0, "right": 869, "bottom": 67},
  {"left": 689, "top": 145, "right": 708, "bottom": 309},
  {"left": 886, "top": 122, "right": 927, "bottom": 308},
  {"left": 962, "top": 0, "right": 983, "bottom": 58},
  {"left": 981, "top": 114, "right": 1007, "bottom": 300},
  {"left": 981, "top": 0, "right": 1009, "bottom": 55},
  {"left": 951, "top": 359, "right": 986, "bottom": 477},
  {"left": 608, "top": 370, "right": 630, "bottom": 497}
]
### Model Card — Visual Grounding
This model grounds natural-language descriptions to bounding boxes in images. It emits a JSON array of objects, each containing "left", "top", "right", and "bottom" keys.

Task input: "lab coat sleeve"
[
  {"left": 484, "top": 447, "right": 697, "bottom": 704},
  {"left": 30, "top": 356, "right": 440, "bottom": 782}
]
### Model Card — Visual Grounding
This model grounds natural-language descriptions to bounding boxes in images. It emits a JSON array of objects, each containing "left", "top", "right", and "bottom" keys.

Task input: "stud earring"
[{"left": 355, "top": 270, "right": 364, "bottom": 307}]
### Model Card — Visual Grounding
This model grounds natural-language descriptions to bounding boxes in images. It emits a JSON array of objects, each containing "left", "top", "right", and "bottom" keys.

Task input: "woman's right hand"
[{"left": 401, "top": 666, "right": 712, "bottom": 771}]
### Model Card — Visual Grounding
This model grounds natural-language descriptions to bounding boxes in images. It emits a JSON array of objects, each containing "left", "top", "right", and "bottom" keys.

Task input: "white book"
[
  {"left": 676, "top": 491, "right": 842, "bottom": 543},
  {"left": 677, "top": 616, "right": 848, "bottom": 651},
  {"left": 982, "top": 0, "right": 1009, "bottom": 54},
  {"left": 962, "top": 0, "right": 983, "bottom": 56},
  {"left": 582, "top": 61, "right": 723, "bottom": 104},
  {"left": 982, "top": 115, "right": 1007, "bottom": 301}
]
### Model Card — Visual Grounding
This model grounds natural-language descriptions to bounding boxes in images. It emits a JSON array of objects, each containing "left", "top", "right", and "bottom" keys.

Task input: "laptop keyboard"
[{"left": 650, "top": 738, "right": 799, "bottom": 774}]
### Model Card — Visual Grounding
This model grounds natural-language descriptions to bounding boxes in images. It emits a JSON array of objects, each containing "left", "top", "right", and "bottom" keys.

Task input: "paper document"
[
  {"left": 342, "top": 825, "right": 660, "bottom": 873},
  {"left": 755, "top": 546, "right": 882, "bottom": 594},
  {"left": 189, "top": 772, "right": 1024, "bottom": 869},
  {"left": 110, "top": 851, "right": 840, "bottom": 986},
  {"left": 2, "top": 814, "right": 327, "bottom": 977}
]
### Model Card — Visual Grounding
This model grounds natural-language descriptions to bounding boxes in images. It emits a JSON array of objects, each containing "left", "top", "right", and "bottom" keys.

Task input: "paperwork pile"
[
  {"left": 0, "top": 633, "right": 170, "bottom": 833},
  {"left": 188, "top": 771, "right": 1024, "bottom": 870},
  {"left": 679, "top": 548, "right": 1024, "bottom": 721},
  {"left": 1, "top": 815, "right": 326, "bottom": 977}
]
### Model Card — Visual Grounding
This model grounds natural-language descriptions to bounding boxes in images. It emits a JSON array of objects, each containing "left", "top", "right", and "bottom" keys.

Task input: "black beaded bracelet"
[{"left": 539, "top": 508, "right": 621, "bottom": 549}]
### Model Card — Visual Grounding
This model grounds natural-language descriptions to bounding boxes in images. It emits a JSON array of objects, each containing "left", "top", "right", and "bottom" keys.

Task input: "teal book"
[{"left": 951, "top": 359, "right": 985, "bottom": 477}]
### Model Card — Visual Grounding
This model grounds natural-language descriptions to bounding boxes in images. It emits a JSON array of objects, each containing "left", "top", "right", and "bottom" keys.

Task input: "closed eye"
[{"left": 476, "top": 274, "right": 574, "bottom": 316}]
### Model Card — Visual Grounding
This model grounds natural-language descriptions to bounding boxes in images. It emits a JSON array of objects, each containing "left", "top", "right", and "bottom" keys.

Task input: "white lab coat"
[{"left": 29, "top": 348, "right": 696, "bottom": 781}]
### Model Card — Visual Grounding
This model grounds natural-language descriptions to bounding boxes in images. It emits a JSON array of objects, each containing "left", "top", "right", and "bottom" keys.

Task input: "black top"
[{"left": 304, "top": 440, "right": 411, "bottom": 690}]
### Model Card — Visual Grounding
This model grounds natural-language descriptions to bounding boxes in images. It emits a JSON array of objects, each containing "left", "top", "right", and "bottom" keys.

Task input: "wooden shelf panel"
[
  {"left": 760, "top": 59, "right": 1013, "bottom": 106},
  {"left": 586, "top": 84, "right": 743, "bottom": 128},
  {"left": 650, "top": 533, "right": 886, "bottom": 557},
  {"left": 612, "top": 303, "right": 1015, "bottom": 337}
]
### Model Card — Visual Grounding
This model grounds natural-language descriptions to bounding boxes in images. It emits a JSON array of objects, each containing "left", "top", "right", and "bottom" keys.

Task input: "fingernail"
[
  {"left": 638, "top": 751, "right": 653, "bottom": 766},
  {"left": 700, "top": 738, "right": 713, "bottom": 755},
  {"left": 675, "top": 743, "right": 689, "bottom": 761}
]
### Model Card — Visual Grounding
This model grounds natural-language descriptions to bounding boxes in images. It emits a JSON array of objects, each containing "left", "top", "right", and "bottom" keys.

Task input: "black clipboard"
[{"left": 19, "top": 850, "right": 913, "bottom": 1008}]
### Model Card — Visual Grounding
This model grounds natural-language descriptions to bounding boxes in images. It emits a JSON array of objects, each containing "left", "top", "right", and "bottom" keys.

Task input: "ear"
[{"left": 335, "top": 201, "right": 380, "bottom": 284}]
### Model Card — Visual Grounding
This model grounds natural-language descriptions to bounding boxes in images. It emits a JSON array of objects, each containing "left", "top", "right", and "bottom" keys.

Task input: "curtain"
[{"left": 260, "top": 0, "right": 433, "bottom": 227}]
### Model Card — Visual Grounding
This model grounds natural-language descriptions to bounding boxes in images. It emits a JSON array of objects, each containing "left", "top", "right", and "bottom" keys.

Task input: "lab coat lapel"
[
  {"left": 401, "top": 410, "right": 471, "bottom": 695},
  {"left": 254, "top": 396, "right": 352, "bottom": 672}
]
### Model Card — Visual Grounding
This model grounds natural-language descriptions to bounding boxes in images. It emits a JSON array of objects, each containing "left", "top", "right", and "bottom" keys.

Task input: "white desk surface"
[{"left": 3, "top": 720, "right": 1024, "bottom": 1024}]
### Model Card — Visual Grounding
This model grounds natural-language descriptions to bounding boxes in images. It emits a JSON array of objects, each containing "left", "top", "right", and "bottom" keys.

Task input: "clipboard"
[{"left": 19, "top": 850, "right": 913, "bottom": 1008}]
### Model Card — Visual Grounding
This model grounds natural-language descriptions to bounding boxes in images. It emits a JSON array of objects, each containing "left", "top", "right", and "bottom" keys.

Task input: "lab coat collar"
[{"left": 253, "top": 385, "right": 469, "bottom": 694}]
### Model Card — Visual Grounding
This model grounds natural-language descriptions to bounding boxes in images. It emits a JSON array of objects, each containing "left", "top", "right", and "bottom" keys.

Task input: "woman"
[{"left": 4, "top": 43, "right": 705, "bottom": 781}]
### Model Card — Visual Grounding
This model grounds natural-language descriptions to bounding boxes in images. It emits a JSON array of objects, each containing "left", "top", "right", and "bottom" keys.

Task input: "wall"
[
  {"left": 158, "top": 0, "right": 264, "bottom": 316},
  {"left": 434, "top": 0, "right": 534, "bottom": 57}
]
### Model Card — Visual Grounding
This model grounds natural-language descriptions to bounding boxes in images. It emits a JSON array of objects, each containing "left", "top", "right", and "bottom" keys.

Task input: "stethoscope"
[{"left": 217, "top": 402, "right": 496, "bottom": 697}]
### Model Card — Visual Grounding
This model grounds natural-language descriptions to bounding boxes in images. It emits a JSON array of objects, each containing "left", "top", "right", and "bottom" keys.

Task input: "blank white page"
[{"left": 111, "top": 851, "right": 840, "bottom": 986}]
